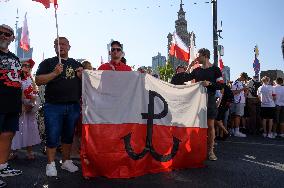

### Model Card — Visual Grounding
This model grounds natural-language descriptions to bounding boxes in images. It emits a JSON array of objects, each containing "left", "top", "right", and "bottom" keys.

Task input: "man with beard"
[
  {"left": 0, "top": 24, "right": 23, "bottom": 188},
  {"left": 36, "top": 37, "right": 83, "bottom": 177},
  {"left": 98, "top": 41, "right": 132, "bottom": 71},
  {"left": 176, "top": 48, "right": 223, "bottom": 161}
]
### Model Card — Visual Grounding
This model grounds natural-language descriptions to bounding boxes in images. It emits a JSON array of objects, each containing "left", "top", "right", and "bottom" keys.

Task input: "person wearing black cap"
[
  {"left": 0, "top": 24, "right": 23, "bottom": 187},
  {"left": 170, "top": 65, "right": 187, "bottom": 85}
]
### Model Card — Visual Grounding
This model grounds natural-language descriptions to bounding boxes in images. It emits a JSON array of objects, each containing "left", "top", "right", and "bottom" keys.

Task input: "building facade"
[
  {"left": 167, "top": 0, "right": 196, "bottom": 70},
  {"left": 260, "top": 70, "right": 284, "bottom": 83},
  {"left": 152, "top": 52, "right": 166, "bottom": 75}
]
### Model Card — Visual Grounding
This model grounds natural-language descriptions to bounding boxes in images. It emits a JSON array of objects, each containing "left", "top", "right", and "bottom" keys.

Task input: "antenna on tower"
[{"left": 15, "top": 8, "right": 19, "bottom": 55}]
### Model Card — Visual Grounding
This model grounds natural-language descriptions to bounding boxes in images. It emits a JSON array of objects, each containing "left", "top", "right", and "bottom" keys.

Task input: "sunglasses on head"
[
  {"left": 0, "top": 31, "right": 13, "bottom": 37},
  {"left": 111, "top": 48, "right": 122, "bottom": 52},
  {"left": 22, "top": 64, "right": 30, "bottom": 68}
]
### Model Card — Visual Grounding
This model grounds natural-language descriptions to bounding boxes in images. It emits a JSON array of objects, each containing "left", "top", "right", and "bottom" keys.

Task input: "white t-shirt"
[
  {"left": 274, "top": 84, "right": 284, "bottom": 106},
  {"left": 231, "top": 80, "right": 246, "bottom": 104},
  {"left": 257, "top": 84, "right": 275, "bottom": 107}
]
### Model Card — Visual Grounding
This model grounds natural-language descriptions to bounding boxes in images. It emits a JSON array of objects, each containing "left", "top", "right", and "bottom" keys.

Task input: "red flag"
[
  {"left": 81, "top": 72, "right": 207, "bottom": 178},
  {"left": 20, "top": 13, "right": 30, "bottom": 52},
  {"left": 33, "top": 0, "right": 58, "bottom": 9},
  {"left": 218, "top": 58, "right": 224, "bottom": 72},
  {"left": 169, "top": 32, "right": 190, "bottom": 62}
]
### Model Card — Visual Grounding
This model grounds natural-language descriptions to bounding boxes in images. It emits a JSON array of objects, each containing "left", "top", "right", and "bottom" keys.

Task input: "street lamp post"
[{"left": 212, "top": 0, "right": 218, "bottom": 67}]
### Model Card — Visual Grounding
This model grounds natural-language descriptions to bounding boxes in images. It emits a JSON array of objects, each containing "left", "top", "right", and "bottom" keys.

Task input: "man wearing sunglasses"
[
  {"left": 0, "top": 24, "right": 23, "bottom": 188},
  {"left": 98, "top": 41, "right": 132, "bottom": 71},
  {"left": 35, "top": 37, "right": 83, "bottom": 177}
]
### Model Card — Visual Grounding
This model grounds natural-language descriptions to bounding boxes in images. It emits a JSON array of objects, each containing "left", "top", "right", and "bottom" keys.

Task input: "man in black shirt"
[
  {"left": 179, "top": 48, "right": 223, "bottom": 161},
  {"left": 36, "top": 37, "right": 83, "bottom": 177},
  {"left": 0, "top": 24, "right": 22, "bottom": 187},
  {"left": 171, "top": 65, "right": 187, "bottom": 85}
]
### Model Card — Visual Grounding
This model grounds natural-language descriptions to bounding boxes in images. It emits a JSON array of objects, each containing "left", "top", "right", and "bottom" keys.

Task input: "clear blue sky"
[{"left": 1, "top": 0, "right": 283, "bottom": 80}]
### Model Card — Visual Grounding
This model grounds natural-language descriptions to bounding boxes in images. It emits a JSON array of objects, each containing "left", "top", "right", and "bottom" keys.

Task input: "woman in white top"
[
  {"left": 273, "top": 77, "right": 284, "bottom": 137},
  {"left": 257, "top": 76, "right": 276, "bottom": 138}
]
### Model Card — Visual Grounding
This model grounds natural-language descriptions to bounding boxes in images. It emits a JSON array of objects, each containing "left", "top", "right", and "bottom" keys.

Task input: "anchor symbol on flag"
[{"left": 122, "top": 90, "right": 181, "bottom": 162}]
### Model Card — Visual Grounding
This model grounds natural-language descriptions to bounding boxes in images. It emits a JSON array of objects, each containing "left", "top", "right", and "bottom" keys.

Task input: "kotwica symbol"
[{"left": 122, "top": 90, "right": 181, "bottom": 162}]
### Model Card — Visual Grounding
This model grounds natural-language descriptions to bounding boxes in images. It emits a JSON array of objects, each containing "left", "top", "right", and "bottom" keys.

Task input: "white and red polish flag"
[
  {"left": 20, "top": 13, "right": 30, "bottom": 52},
  {"left": 81, "top": 71, "right": 208, "bottom": 178},
  {"left": 169, "top": 32, "right": 190, "bottom": 62},
  {"left": 218, "top": 57, "right": 224, "bottom": 72},
  {"left": 32, "top": 0, "right": 58, "bottom": 9}
]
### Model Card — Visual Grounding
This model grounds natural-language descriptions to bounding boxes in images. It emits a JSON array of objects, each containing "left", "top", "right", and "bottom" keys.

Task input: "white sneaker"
[
  {"left": 229, "top": 129, "right": 235, "bottom": 135},
  {"left": 234, "top": 131, "right": 246, "bottom": 138},
  {"left": 273, "top": 132, "right": 278, "bottom": 138},
  {"left": 263, "top": 133, "right": 267, "bottom": 138},
  {"left": 61, "top": 160, "right": 78, "bottom": 173},
  {"left": 208, "top": 152, "right": 218, "bottom": 161},
  {"left": 267, "top": 133, "right": 275, "bottom": 139},
  {"left": 46, "top": 162, "right": 57, "bottom": 177},
  {"left": 279, "top": 134, "right": 284, "bottom": 138}
]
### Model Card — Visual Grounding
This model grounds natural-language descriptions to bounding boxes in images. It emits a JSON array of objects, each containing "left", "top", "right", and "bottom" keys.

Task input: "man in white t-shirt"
[
  {"left": 273, "top": 77, "right": 284, "bottom": 137},
  {"left": 230, "top": 72, "right": 249, "bottom": 137},
  {"left": 257, "top": 76, "right": 276, "bottom": 138}
]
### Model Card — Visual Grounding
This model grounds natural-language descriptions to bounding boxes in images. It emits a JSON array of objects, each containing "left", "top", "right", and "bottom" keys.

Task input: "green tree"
[{"left": 158, "top": 60, "right": 174, "bottom": 82}]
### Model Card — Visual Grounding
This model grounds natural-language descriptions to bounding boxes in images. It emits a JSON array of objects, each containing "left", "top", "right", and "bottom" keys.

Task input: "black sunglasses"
[
  {"left": 0, "top": 31, "right": 13, "bottom": 37},
  {"left": 111, "top": 48, "right": 122, "bottom": 52},
  {"left": 22, "top": 64, "right": 31, "bottom": 68}
]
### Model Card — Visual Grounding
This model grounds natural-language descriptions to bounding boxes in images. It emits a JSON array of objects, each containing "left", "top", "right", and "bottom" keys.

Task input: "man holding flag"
[
  {"left": 35, "top": 37, "right": 83, "bottom": 177},
  {"left": 176, "top": 48, "right": 224, "bottom": 160}
]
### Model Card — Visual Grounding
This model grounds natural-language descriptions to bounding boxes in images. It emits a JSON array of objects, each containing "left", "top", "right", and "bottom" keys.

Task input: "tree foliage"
[{"left": 158, "top": 60, "right": 174, "bottom": 82}]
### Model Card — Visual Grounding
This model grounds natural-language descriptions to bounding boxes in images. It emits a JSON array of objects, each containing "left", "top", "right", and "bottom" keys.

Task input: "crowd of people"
[{"left": 0, "top": 23, "right": 283, "bottom": 187}]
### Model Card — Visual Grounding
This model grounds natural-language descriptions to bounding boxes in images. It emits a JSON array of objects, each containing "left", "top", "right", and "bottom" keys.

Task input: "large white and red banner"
[{"left": 81, "top": 71, "right": 208, "bottom": 178}]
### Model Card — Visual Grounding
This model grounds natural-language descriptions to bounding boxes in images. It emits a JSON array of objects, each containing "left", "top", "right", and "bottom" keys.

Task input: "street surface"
[{"left": 3, "top": 136, "right": 284, "bottom": 188}]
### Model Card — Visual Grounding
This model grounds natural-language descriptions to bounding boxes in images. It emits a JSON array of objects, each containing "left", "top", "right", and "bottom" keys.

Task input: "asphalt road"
[{"left": 2, "top": 135, "right": 284, "bottom": 188}]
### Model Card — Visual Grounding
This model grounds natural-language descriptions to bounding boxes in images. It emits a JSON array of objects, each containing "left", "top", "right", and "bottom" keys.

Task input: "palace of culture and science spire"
[{"left": 167, "top": 0, "right": 196, "bottom": 70}]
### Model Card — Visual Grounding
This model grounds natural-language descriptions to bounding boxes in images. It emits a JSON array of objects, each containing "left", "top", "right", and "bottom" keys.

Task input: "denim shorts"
[
  {"left": 230, "top": 103, "right": 245, "bottom": 116},
  {"left": 44, "top": 103, "right": 80, "bottom": 148},
  {"left": 0, "top": 113, "right": 20, "bottom": 133}
]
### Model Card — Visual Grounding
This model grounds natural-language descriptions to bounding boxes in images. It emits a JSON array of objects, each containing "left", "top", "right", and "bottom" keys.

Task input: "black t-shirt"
[
  {"left": 0, "top": 50, "right": 22, "bottom": 113},
  {"left": 171, "top": 72, "right": 188, "bottom": 85},
  {"left": 36, "top": 57, "right": 82, "bottom": 104},
  {"left": 178, "top": 66, "right": 223, "bottom": 96}
]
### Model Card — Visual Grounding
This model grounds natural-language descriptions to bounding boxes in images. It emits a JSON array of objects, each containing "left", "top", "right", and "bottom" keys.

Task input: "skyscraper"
[
  {"left": 167, "top": 0, "right": 196, "bottom": 70},
  {"left": 152, "top": 52, "right": 166, "bottom": 75}
]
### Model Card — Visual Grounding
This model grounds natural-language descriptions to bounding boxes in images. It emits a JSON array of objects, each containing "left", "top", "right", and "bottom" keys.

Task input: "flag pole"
[{"left": 54, "top": 3, "right": 61, "bottom": 64}]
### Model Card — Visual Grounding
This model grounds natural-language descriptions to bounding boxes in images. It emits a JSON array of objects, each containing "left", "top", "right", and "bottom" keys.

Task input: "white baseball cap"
[{"left": 0, "top": 24, "right": 14, "bottom": 35}]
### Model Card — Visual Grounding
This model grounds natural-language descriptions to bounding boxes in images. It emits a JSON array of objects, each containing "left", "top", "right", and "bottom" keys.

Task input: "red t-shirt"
[{"left": 98, "top": 61, "right": 132, "bottom": 71}]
